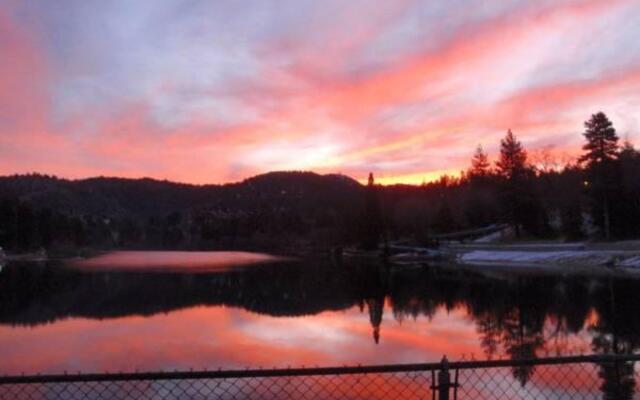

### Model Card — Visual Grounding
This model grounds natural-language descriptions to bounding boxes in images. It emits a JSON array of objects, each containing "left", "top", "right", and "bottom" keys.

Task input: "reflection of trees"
[
  {"left": 0, "top": 260, "right": 361, "bottom": 325},
  {"left": 473, "top": 279, "right": 546, "bottom": 386},
  {"left": 590, "top": 279, "right": 640, "bottom": 400},
  {"left": 591, "top": 329, "right": 635, "bottom": 400},
  {"left": 3, "top": 258, "right": 640, "bottom": 392},
  {"left": 502, "top": 307, "right": 544, "bottom": 387},
  {"left": 476, "top": 307, "right": 545, "bottom": 387},
  {"left": 596, "top": 360, "right": 635, "bottom": 400},
  {"left": 476, "top": 312, "right": 501, "bottom": 358},
  {"left": 367, "top": 297, "right": 384, "bottom": 344},
  {"left": 351, "top": 261, "right": 388, "bottom": 344},
  {"left": 384, "top": 268, "right": 640, "bottom": 391},
  {"left": 502, "top": 280, "right": 546, "bottom": 386}
]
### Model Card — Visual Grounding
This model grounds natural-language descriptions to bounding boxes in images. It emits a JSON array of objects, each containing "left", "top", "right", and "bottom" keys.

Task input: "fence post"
[{"left": 437, "top": 356, "right": 450, "bottom": 400}]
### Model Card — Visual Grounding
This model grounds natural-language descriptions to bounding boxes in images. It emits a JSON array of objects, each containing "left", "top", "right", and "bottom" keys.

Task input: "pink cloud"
[{"left": 0, "top": 0, "right": 639, "bottom": 184}]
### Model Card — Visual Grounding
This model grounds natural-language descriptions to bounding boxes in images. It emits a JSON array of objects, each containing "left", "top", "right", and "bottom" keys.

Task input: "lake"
[{"left": 0, "top": 251, "right": 637, "bottom": 380}]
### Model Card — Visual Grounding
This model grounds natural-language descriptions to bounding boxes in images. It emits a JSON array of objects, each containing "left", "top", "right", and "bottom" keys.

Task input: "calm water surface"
[{"left": 0, "top": 251, "right": 637, "bottom": 379}]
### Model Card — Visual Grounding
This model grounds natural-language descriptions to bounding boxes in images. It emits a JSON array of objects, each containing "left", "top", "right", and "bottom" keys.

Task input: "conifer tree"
[
  {"left": 616, "top": 140, "right": 640, "bottom": 237},
  {"left": 495, "top": 130, "right": 545, "bottom": 237},
  {"left": 496, "top": 130, "right": 527, "bottom": 180},
  {"left": 362, "top": 173, "right": 383, "bottom": 250},
  {"left": 465, "top": 144, "right": 498, "bottom": 227},
  {"left": 579, "top": 112, "right": 619, "bottom": 239},
  {"left": 496, "top": 130, "right": 527, "bottom": 236},
  {"left": 579, "top": 112, "right": 619, "bottom": 167},
  {"left": 469, "top": 144, "right": 490, "bottom": 177}
]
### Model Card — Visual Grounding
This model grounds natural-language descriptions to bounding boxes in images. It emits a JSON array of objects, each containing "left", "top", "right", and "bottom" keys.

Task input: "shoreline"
[{"left": 452, "top": 243, "right": 640, "bottom": 271}]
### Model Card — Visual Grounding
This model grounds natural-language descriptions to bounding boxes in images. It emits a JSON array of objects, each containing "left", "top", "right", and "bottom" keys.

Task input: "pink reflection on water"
[
  {"left": 0, "top": 302, "right": 609, "bottom": 399},
  {"left": 68, "top": 251, "right": 288, "bottom": 273},
  {"left": 0, "top": 303, "right": 594, "bottom": 376},
  {"left": 0, "top": 304, "right": 483, "bottom": 375}
]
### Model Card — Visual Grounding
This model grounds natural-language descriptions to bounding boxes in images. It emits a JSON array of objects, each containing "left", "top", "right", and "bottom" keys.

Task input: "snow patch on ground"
[
  {"left": 619, "top": 256, "right": 640, "bottom": 268},
  {"left": 472, "top": 226, "right": 513, "bottom": 243},
  {"left": 495, "top": 243, "right": 586, "bottom": 249},
  {"left": 459, "top": 250, "right": 610, "bottom": 266},
  {"left": 473, "top": 231, "right": 503, "bottom": 243},
  {"left": 458, "top": 250, "right": 640, "bottom": 269}
]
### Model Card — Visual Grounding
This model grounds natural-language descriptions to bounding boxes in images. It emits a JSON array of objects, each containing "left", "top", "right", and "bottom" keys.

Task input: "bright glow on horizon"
[
  {"left": 361, "top": 169, "right": 463, "bottom": 186},
  {"left": 1, "top": 0, "right": 640, "bottom": 185}
]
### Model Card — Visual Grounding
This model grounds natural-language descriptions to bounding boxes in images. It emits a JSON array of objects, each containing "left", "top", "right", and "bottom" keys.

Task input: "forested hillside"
[{"left": 2, "top": 113, "right": 640, "bottom": 253}]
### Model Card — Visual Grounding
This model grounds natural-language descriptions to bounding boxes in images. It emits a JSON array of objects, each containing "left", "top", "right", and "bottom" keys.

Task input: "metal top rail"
[{"left": 1, "top": 353, "right": 639, "bottom": 385}]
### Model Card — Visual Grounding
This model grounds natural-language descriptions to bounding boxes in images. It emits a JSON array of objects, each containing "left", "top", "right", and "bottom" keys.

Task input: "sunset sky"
[{"left": 1, "top": 0, "right": 639, "bottom": 184}]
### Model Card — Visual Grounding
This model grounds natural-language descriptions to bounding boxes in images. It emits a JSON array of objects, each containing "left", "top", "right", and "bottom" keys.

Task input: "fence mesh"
[
  {"left": 1, "top": 355, "right": 639, "bottom": 399},
  {"left": 0, "top": 373, "right": 431, "bottom": 400}
]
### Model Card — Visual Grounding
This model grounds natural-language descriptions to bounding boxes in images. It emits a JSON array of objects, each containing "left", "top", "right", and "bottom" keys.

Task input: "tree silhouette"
[
  {"left": 2, "top": 120, "right": 640, "bottom": 252},
  {"left": 496, "top": 130, "right": 528, "bottom": 181},
  {"left": 617, "top": 141, "right": 640, "bottom": 237},
  {"left": 361, "top": 173, "right": 383, "bottom": 250},
  {"left": 469, "top": 144, "right": 491, "bottom": 178},
  {"left": 476, "top": 311, "right": 502, "bottom": 358},
  {"left": 464, "top": 145, "right": 498, "bottom": 228},
  {"left": 590, "top": 279, "right": 638, "bottom": 400},
  {"left": 579, "top": 112, "right": 620, "bottom": 240},
  {"left": 495, "top": 130, "right": 543, "bottom": 237},
  {"left": 579, "top": 112, "right": 619, "bottom": 167},
  {"left": 501, "top": 294, "right": 545, "bottom": 387},
  {"left": 367, "top": 297, "right": 384, "bottom": 344}
]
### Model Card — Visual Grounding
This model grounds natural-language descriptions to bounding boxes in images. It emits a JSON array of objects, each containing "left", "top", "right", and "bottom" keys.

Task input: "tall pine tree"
[
  {"left": 361, "top": 173, "right": 383, "bottom": 250},
  {"left": 465, "top": 144, "right": 498, "bottom": 227},
  {"left": 579, "top": 112, "right": 619, "bottom": 239},
  {"left": 495, "top": 130, "right": 545, "bottom": 237},
  {"left": 579, "top": 112, "right": 619, "bottom": 167},
  {"left": 496, "top": 130, "right": 527, "bottom": 180}
]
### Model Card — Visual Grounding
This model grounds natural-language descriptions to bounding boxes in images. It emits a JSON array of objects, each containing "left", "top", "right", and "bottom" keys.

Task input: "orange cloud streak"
[{"left": 1, "top": 0, "right": 639, "bottom": 184}]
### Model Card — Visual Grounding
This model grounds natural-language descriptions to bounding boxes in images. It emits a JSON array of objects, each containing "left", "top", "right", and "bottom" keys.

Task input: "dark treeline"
[
  {"left": 1, "top": 258, "right": 639, "bottom": 396},
  {"left": 381, "top": 111, "right": 640, "bottom": 243},
  {"left": 0, "top": 172, "right": 363, "bottom": 253},
  {"left": 1, "top": 112, "right": 639, "bottom": 253}
]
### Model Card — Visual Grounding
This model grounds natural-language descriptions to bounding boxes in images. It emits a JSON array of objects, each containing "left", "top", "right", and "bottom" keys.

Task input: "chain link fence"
[{"left": 1, "top": 354, "right": 639, "bottom": 399}]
